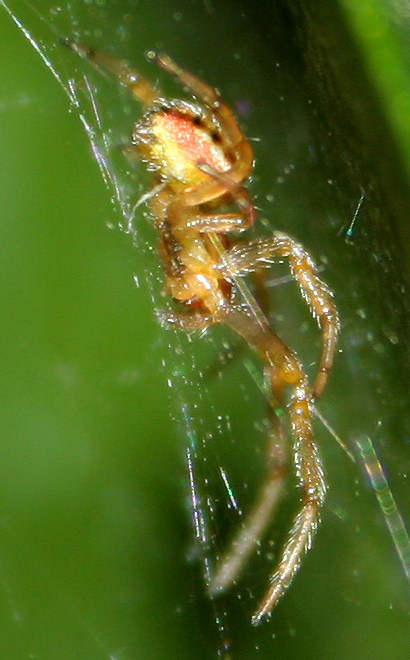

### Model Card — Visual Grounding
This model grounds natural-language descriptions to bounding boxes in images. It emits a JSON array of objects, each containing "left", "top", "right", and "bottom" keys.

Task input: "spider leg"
[
  {"left": 208, "top": 403, "right": 287, "bottom": 596},
  {"left": 63, "top": 40, "right": 159, "bottom": 106},
  {"left": 179, "top": 179, "right": 255, "bottom": 221},
  {"left": 171, "top": 211, "right": 250, "bottom": 235},
  {"left": 221, "top": 305, "right": 325, "bottom": 624},
  {"left": 166, "top": 170, "right": 254, "bottom": 235},
  {"left": 157, "top": 53, "right": 220, "bottom": 109},
  {"left": 196, "top": 163, "right": 256, "bottom": 226},
  {"left": 252, "top": 372, "right": 325, "bottom": 624},
  {"left": 221, "top": 233, "right": 339, "bottom": 399}
]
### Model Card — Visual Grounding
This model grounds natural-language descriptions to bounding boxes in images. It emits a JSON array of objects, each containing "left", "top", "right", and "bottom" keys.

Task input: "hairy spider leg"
[
  {"left": 221, "top": 305, "right": 326, "bottom": 624},
  {"left": 196, "top": 162, "right": 256, "bottom": 226},
  {"left": 172, "top": 210, "right": 252, "bottom": 234},
  {"left": 168, "top": 165, "right": 255, "bottom": 236},
  {"left": 221, "top": 234, "right": 340, "bottom": 399},
  {"left": 161, "top": 207, "right": 334, "bottom": 618},
  {"left": 207, "top": 404, "right": 288, "bottom": 597},
  {"left": 157, "top": 304, "right": 289, "bottom": 599},
  {"left": 62, "top": 40, "right": 159, "bottom": 106},
  {"left": 160, "top": 301, "right": 326, "bottom": 624},
  {"left": 169, "top": 187, "right": 255, "bottom": 235}
]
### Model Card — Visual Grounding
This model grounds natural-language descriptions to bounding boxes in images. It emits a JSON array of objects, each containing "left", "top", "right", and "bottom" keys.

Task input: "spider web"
[{"left": 1, "top": 2, "right": 410, "bottom": 660}]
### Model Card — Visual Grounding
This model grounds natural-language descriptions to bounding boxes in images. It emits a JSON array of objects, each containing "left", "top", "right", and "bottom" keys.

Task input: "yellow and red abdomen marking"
[{"left": 151, "top": 111, "right": 231, "bottom": 185}]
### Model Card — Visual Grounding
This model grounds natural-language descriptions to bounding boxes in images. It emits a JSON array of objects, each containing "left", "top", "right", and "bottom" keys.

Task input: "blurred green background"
[{"left": 1, "top": 0, "right": 410, "bottom": 659}]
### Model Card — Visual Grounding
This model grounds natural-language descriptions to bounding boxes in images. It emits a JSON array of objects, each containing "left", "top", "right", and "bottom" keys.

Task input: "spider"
[{"left": 64, "top": 41, "right": 339, "bottom": 625}]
